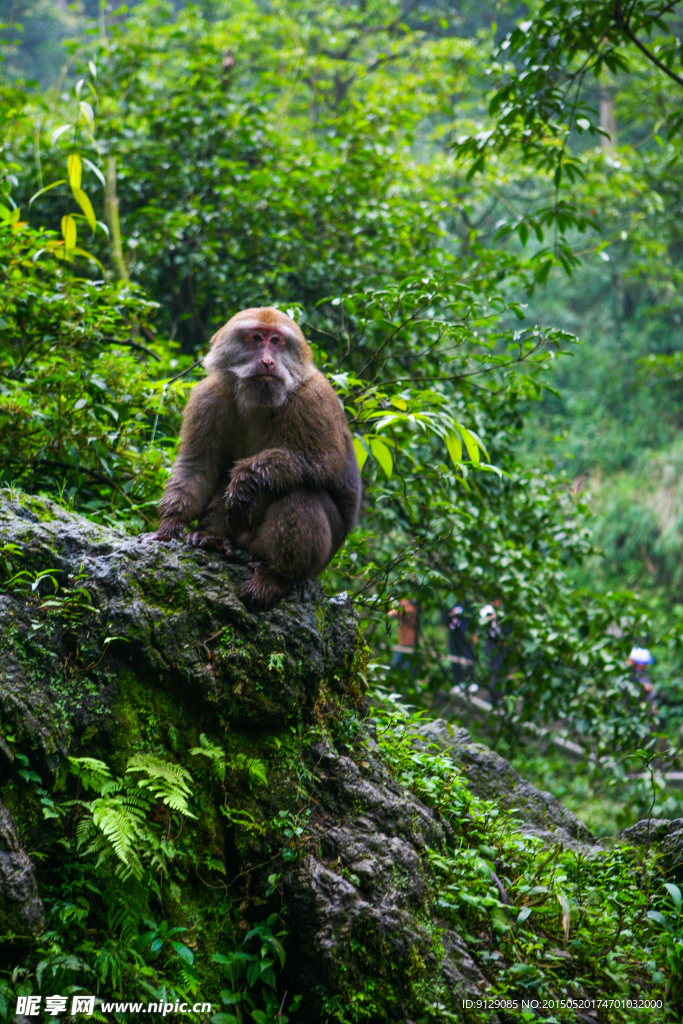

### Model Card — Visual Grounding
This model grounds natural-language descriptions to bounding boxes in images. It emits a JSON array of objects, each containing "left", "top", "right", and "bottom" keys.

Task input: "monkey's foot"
[
  {"left": 139, "top": 528, "right": 183, "bottom": 544},
  {"left": 184, "top": 531, "right": 225, "bottom": 550},
  {"left": 239, "top": 568, "right": 292, "bottom": 609}
]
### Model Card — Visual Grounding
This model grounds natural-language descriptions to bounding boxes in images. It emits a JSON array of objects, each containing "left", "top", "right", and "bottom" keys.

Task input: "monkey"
[{"left": 149, "top": 307, "right": 361, "bottom": 609}]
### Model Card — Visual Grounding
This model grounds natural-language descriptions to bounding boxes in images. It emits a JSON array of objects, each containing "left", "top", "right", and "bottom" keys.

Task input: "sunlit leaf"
[
  {"left": 456, "top": 426, "right": 481, "bottom": 465},
  {"left": 83, "top": 157, "right": 106, "bottom": 186},
  {"left": 79, "top": 101, "right": 95, "bottom": 126},
  {"left": 71, "top": 247, "right": 104, "bottom": 270},
  {"left": 67, "top": 154, "right": 82, "bottom": 190},
  {"left": 51, "top": 124, "right": 72, "bottom": 144},
  {"left": 369, "top": 437, "right": 393, "bottom": 478},
  {"left": 61, "top": 215, "right": 77, "bottom": 250},
  {"left": 28, "top": 180, "right": 66, "bottom": 208},
  {"left": 445, "top": 430, "right": 463, "bottom": 466},
  {"left": 72, "top": 187, "right": 97, "bottom": 232},
  {"left": 353, "top": 437, "right": 368, "bottom": 472}
]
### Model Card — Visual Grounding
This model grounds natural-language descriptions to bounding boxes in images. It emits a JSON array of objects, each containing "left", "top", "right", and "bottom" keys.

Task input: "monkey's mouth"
[
  {"left": 248, "top": 371, "right": 283, "bottom": 385},
  {"left": 241, "top": 374, "right": 286, "bottom": 407}
]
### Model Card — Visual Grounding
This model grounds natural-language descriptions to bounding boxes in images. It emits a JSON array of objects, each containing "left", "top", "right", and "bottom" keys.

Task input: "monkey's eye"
[
  {"left": 252, "top": 332, "right": 264, "bottom": 343},
  {"left": 271, "top": 334, "right": 285, "bottom": 346}
]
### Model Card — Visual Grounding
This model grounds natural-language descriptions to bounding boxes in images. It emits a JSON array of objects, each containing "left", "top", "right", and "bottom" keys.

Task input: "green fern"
[
  {"left": 68, "top": 756, "right": 114, "bottom": 793},
  {"left": 106, "top": 876, "right": 150, "bottom": 944},
  {"left": 126, "top": 754, "right": 196, "bottom": 818},
  {"left": 189, "top": 734, "right": 226, "bottom": 782},
  {"left": 90, "top": 792, "right": 150, "bottom": 879},
  {"left": 232, "top": 753, "right": 268, "bottom": 788},
  {"left": 69, "top": 753, "right": 196, "bottom": 878}
]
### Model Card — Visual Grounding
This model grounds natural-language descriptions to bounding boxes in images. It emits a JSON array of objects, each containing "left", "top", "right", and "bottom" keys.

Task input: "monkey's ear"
[
  {"left": 204, "top": 324, "right": 231, "bottom": 373},
  {"left": 207, "top": 325, "right": 227, "bottom": 349}
]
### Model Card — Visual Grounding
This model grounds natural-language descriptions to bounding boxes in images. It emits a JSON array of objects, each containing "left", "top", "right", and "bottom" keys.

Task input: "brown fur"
[{"left": 153, "top": 308, "right": 361, "bottom": 607}]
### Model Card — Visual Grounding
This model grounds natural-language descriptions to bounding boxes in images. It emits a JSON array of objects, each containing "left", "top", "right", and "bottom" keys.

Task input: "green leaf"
[
  {"left": 79, "top": 101, "right": 95, "bottom": 126},
  {"left": 353, "top": 437, "right": 368, "bottom": 472},
  {"left": 83, "top": 157, "right": 106, "bottom": 186},
  {"left": 369, "top": 437, "right": 393, "bottom": 478},
  {"left": 490, "top": 905, "right": 513, "bottom": 934},
  {"left": 456, "top": 426, "right": 481, "bottom": 465},
  {"left": 664, "top": 883, "right": 682, "bottom": 910},
  {"left": 61, "top": 215, "right": 77, "bottom": 250},
  {"left": 71, "top": 247, "right": 104, "bottom": 270},
  {"left": 72, "top": 187, "right": 97, "bottom": 231},
  {"left": 170, "top": 941, "right": 195, "bottom": 964},
  {"left": 445, "top": 430, "right": 463, "bottom": 467},
  {"left": 28, "top": 180, "right": 66, "bottom": 208},
  {"left": 68, "top": 154, "right": 82, "bottom": 189},
  {"left": 51, "top": 124, "right": 72, "bottom": 144}
]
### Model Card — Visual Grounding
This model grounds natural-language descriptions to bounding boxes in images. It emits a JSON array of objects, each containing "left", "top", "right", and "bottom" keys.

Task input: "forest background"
[{"left": 3, "top": 0, "right": 683, "bottom": 839}]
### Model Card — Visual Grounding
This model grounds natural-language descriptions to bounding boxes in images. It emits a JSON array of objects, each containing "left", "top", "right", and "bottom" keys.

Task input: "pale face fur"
[{"left": 204, "top": 308, "right": 314, "bottom": 410}]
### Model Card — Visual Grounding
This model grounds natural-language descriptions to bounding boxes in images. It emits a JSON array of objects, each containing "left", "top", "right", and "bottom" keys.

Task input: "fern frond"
[
  {"left": 75, "top": 812, "right": 96, "bottom": 848},
  {"left": 106, "top": 877, "right": 149, "bottom": 943},
  {"left": 68, "top": 756, "right": 113, "bottom": 793},
  {"left": 247, "top": 758, "right": 268, "bottom": 787},
  {"left": 91, "top": 795, "right": 148, "bottom": 879},
  {"left": 189, "top": 734, "right": 226, "bottom": 783},
  {"left": 126, "top": 755, "right": 196, "bottom": 818},
  {"left": 230, "top": 752, "right": 267, "bottom": 787}
]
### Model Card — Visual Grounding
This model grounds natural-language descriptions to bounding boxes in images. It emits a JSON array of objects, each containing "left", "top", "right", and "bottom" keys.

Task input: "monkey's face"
[{"left": 205, "top": 308, "right": 313, "bottom": 409}]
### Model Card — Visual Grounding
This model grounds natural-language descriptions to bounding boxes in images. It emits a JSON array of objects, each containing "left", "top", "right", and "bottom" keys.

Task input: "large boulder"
[
  {"left": 0, "top": 492, "right": 655, "bottom": 1023},
  {"left": 416, "top": 719, "right": 597, "bottom": 850}
]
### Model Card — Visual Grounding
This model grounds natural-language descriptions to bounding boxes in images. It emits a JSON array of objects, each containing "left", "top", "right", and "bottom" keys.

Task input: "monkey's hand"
[
  {"left": 140, "top": 518, "right": 186, "bottom": 544},
  {"left": 185, "top": 531, "right": 226, "bottom": 551},
  {"left": 224, "top": 470, "right": 260, "bottom": 534}
]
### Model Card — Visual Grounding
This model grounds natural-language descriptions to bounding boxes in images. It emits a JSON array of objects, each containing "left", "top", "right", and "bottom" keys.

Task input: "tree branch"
[{"left": 615, "top": 0, "right": 683, "bottom": 88}]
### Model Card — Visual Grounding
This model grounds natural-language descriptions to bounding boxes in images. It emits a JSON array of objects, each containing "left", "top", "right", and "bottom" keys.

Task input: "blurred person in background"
[
  {"left": 627, "top": 646, "right": 656, "bottom": 712},
  {"left": 389, "top": 598, "right": 419, "bottom": 671},
  {"left": 446, "top": 600, "right": 476, "bottom": 690}
]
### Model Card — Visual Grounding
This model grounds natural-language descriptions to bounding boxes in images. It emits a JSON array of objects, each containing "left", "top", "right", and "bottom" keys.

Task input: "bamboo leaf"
[
  {"left": 445, "top": 430, "right": 463, "bottom": 466},
  {"left": 71, "top": 247, "right": 104, "bottom": 270},
  {"left": 83, "top": 157, "right": 106, "bottom": 186},
  {"left": 61, "top": 215, "right": 77, "bottom": 250},
  {"left": 51, "top": 124, "right": 72, "bottom": 144},
  {"left": 79, "top": 101, "right": 95, "bottom": 126},
  {"left": 67, "top": 154, "right": 82, "bottom": 189},
  {"left": 72, "top": 187, "right": 97, "bottom": 231},
  {"left": 456, "top": 426, "right": 481, "bottom": 465},
  {"left": 28, "top": 180, "right": 66, "bottom": 208}
]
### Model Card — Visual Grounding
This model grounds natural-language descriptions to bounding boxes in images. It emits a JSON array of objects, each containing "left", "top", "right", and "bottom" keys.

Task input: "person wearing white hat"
[{"left": 627, "top": 647, "right": 656, "bottom": 710}]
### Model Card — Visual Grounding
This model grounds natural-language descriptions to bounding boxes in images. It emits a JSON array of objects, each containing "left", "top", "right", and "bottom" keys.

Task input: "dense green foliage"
[
  {"left": 4, "top": 0, "right": 683, "bottom": 1018},
  {"left": 1, "top": 0, "right": 670, "bottom": 759}
]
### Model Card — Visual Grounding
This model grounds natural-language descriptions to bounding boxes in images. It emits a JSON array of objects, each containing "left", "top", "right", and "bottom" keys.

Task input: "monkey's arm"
[
  {"left": 156, "top": 379, "right": 232, "bottom": 540},
  {"left": 227, "top": 446, "right": 324, "bottom": 502}
]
